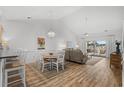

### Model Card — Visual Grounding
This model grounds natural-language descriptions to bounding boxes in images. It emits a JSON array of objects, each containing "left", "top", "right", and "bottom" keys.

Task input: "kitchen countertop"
[
  {"left": 0, "top": 50, "right": 18, "bottom": 87},
  {"left": 0, "top": 50, "right": 18, "bottom": 59}
]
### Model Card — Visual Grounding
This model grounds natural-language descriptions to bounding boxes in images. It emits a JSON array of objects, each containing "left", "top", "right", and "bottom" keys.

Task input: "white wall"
[{"left": 2, "top": 20, "right": 77, "bottom": 50}]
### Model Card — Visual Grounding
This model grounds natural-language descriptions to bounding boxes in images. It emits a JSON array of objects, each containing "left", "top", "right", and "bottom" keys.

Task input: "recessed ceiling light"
[
  {"left": 104, "top": 30, "right": 108, "bottom": 32},
  {"left": 27, "top": 16, "right": 32, "bottom": 20}
]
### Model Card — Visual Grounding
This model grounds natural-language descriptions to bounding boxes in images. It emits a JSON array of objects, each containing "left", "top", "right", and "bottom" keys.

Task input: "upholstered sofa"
[{"left": 65, "top": 48, "right": 88, "bottom": 64}]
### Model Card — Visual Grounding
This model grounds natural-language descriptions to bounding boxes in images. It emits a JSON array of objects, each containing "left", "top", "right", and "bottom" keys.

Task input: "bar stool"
[
  {"left": 5, "top": 49, "right": 23, "bottom": 64},
  {"left": 4, "top": 51, "right": 26, "bottom": 87}
]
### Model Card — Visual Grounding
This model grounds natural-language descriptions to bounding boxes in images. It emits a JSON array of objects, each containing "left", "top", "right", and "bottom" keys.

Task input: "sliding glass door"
[{"left": 87, "top": 40, "right": 107, "bottom": 57}]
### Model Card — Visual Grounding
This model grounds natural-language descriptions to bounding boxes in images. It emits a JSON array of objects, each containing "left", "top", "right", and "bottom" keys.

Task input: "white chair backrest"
[
  {"left": 40, "top": 54, "right": 45, "bottom": 64},
  {"left": 17, "top": 49, "right": 26, "bottom": 65},
  {"left": 57, "top": 50, "right": 65, "bottom": 56},
  {"left": 57, "top": 53, "right": 65, "bottom": 63}
]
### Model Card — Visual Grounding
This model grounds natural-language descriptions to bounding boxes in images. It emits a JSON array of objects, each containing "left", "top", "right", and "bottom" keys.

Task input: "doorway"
[{"left": 87, "top": 40, "right": 107, "bottom": 57}]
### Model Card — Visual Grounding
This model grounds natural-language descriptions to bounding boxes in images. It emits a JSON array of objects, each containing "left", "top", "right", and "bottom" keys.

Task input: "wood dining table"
[
  {"left": 43, "top": 54, "right": 57, "bottom": 59},
  {"left": 0, "top": 50, "right": 18, "bottom": 87}
]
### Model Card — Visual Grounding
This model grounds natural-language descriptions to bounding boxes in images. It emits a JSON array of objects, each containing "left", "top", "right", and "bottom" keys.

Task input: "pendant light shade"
[{"left": 47, "top": 30, "right": 56, "bottom": 38}]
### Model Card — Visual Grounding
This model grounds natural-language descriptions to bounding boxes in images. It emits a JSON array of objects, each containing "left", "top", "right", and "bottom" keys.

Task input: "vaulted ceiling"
[
  {"left": 0, "top": 6, "right": 123, "bottom": 38},
  {"left": 0, "top": 6, "right": 81, "bottom": 20},
  {"left": 59, "top": 6, "right": 124, "bottom": 37}
]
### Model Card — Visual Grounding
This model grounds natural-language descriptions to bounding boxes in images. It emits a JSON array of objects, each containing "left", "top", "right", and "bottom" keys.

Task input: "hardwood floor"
[{"left": 25, "top": 58, "right": 122, "bottom": 87}]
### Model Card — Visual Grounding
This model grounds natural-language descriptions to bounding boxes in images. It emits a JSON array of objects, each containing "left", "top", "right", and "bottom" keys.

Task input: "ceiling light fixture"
[
  {"left": 27, "top": 16, "right": 32, "bottom": 20},
  {"left": 82, "top": 17, "right": 89, "bottom": 37},
  {"left": 84, "top": 33, "right": 88, "bottom": 36},
  {"left": 47, "top": 10, "right": 56, "bottom": 38},
  {"left": 47, "top": 30, "right": 56, "bottom": 38}
]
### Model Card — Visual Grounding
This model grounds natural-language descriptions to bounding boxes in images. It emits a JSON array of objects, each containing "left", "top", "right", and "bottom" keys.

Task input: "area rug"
[
  {"left": 29, "top": 62, "right": 69, "bottom": 79},
  {"left": 86, "top": 57, "right": 103, "bottom": 65}
]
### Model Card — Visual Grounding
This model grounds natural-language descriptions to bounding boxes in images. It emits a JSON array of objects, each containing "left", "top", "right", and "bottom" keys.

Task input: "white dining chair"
[
  {"left": 41, "top": 54, "right": 51, "bottom": 72},
  {"left": 34, "top": 51, "right": 43, "bottom": 71},
  {"left": 52, "top": 52, "right": 65, "bottom": 72}
]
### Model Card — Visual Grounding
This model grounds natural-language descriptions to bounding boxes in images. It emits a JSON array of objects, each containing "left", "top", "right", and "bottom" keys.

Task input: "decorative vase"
[{"left": 115, "top": 40, "right": 121, "bottom": 54}]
